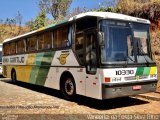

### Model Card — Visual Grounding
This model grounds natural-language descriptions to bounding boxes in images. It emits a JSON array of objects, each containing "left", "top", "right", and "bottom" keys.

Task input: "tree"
[
  {"left": 67, "top": 7, "right": 88, "bottom": 18},
  {"left": 5, "top": 18, "right": 16, "bottom": 30},
  {"left": 26, "top": 11, "right": 47, "bottom": 31},
  {"left": 15, "top": 11, "right": 23, "bottom": 35},
  {"left": 39, "top": 0, "right": 72, "bottom": 20},
  {"left": 88, "top": 0, "right": 118, "bottom": 13}
]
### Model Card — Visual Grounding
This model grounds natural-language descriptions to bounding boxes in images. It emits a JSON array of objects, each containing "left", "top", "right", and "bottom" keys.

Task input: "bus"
[
  {"left": 2, "top": 12, "right": 158, "bottom": 100},
  {"left": 0, "top": 43, "right": 2, "bottom": 75}
]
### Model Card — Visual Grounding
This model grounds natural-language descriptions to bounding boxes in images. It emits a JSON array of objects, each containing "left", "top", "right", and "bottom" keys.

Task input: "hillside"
[{"left": 0, "top": 24, "right": 29, "bottom": 43}]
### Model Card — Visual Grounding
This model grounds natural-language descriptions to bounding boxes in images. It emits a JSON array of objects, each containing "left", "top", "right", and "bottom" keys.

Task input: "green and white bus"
[{"left": 2, "top": 12, "right": 158, "bottom": 100}]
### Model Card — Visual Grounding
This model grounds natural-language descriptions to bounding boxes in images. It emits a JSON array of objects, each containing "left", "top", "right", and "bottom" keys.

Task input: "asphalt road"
[{"left": 0, "top": 78, "right": 160, "bottom": 120}]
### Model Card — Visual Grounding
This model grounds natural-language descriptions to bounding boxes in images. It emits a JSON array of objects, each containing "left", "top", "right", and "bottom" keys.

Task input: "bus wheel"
[
  {"left": 61, "top": 76, "right": 76, "bottom": 100},
  {"left": 11, "top": 70, "right": 17, "bottom": 83}
]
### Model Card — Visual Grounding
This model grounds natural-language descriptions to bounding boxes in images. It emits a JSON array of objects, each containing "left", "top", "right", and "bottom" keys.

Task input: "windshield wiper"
[
  {"left": 138, "top": 47, "right": 150, "bottom": 66},
  {"left": 127, "top": 56, "right": 135, "bottom": 62}
]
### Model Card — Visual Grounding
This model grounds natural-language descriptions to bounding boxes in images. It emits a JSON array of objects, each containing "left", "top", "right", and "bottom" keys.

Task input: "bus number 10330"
[{"left": 116, "top": 70, "right": 134, "bottom": 75}]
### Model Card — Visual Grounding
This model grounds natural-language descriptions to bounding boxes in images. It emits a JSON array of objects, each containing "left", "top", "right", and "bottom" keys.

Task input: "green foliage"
[
  {"left": 96, "top": 6, "right": 119, "bottom": 13},
  {"left": 93, "top": 0, "right": 119, "bottom": 13},
  {"left": 26, "top": 11, "right": 47, "bottom": 31}
]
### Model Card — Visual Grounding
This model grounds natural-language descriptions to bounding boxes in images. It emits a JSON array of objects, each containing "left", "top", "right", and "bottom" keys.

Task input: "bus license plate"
[{"left": 133, "top": 85, "right": 141, "bottom": 90}]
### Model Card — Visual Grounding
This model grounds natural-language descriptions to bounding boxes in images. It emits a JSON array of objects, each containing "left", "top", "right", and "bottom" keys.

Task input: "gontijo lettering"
[{"left": 10, "top": 57, "right": 25, "bottom": 63}]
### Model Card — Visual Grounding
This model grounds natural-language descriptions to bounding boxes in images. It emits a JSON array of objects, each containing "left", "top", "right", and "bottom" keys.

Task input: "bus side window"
[
  {"left": 38, "top": 34, "right": 44, "bottom": 50},
  {"left": 10, "top": 42, "right": 16, "bottom": 55},
  {"left": 53, "top": 26, "right": 70, "bottom": 49},
  {"left": 85, "top": 32, "right": 97, "bottom": 74},
  {"left": 27, "top": 36, "right": 37, "bottom": 52},
  {"left": 67, "top": 26, "right": 72, "bottom": 47},
  {"left": 53, "top": 30, "right": 58, "bottom": 48},
  {"left": 75, "top": 32, "right": 84, "bottom": 65},
  {"left": 43, "top": 32, "right": 52, "bottom": 49},
  {"left": 3, "top": 44, "right": 10, "bottom": 55},
  {"left": 17, "top": 39, "right": 25, "bottom": 54}
]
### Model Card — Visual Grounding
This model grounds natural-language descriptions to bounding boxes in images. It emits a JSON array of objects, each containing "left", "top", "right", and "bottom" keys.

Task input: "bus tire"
[
  {"left": 61, "top": 75, "right": 76, "bottom": 100},
  {"left": 11, "top": 70, "right": 17, "bottom": 83}
]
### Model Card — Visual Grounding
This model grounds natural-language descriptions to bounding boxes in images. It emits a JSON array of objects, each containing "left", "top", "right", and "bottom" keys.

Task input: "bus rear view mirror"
[{"left": 98, "top": 32, "right": 104, "bottom": 46}]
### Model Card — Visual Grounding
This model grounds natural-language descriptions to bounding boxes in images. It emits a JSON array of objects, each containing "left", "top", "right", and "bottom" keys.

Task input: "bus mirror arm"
[{"left": 98, "top": 32, "right": 104, "bottom": 46}]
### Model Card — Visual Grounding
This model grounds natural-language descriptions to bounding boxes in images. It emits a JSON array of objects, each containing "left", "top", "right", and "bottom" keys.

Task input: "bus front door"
[{"left": 85, "top": 30, "right": 100, "bottom": 99}]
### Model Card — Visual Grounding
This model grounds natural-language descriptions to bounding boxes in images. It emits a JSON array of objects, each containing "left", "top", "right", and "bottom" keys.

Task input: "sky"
[{"left": 0, "top": 0, "right": 111, "bottom": 25}]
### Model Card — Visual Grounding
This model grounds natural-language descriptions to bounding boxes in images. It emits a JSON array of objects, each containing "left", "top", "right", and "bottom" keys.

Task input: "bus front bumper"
[{"left": 102, "top": 80, "right": 158, "bottom": 99}]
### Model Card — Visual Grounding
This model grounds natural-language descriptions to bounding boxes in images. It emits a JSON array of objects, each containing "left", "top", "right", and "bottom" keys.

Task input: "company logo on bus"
[{"left": 57, "top": 53, "right": 69, "bottom": 65}]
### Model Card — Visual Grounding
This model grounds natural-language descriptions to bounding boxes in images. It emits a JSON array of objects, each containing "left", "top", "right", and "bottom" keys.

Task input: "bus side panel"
[
  {"left": 22, "top": 66, "right": 33, "bottom": 82},
  {"left": 28, "top": 52, "right": 54, "bottom": 85},
  {"left": 44, "top": 67, "right": 86, "bottom": 96},
  {"left": 35, "top": 66, "right": 51, "bottom": 86},
  {"left": 85, "top": 69, "right": 103, "bottom": 99},
  {"left": 29, "top": 66, "right": 39, "bottom": 84},
  {"left": 65, "top": 68, "right": 86, "bottom": 96},
  {"left": 44, "top": 50, "right": 86, "bottom": 96},
  {"left": 11, "top": 66, "right": 33, "bottom": 83},
  {"left": 6, "top": 65, "right": 12, "bottom": 78},
  {"left": 44, "top": 67, "right": 61, "bottom": 90}
]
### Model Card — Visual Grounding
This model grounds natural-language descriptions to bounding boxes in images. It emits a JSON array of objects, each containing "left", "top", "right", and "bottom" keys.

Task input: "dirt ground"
[
  {"left": 0, "top": 78, "right": 160, "bottom": 120},
  {"left": 157, "top": 80, "right": 160, "bottom": 92}
]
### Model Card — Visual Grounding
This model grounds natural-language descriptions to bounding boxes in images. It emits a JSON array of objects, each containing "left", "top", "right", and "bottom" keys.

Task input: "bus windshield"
[{"left": 100, "top": 20, "right": 154, "bottom": 65}]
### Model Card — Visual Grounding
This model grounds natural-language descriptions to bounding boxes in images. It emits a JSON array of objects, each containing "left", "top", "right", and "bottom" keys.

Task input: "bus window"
[
  {"left": 3, "top": 44, "right": 10, "bottom": 55},
  {"left": 37, "top": 34, "right": 44, "bottom": 50},
  {"left": 43, "top": 32, "right": 52, "bottom": 49},
  {"left": 53, "top": 26, "right": 68, "bottom": 48},
  {"left": 85, "top": 31, "right": 97, "bottom": 73},
  {"left": 75, "top": 32, "right": 85, "bottom": 65},
  {"left": 26, "top": 36, "right": 37, "bottom": 52},
  {"left": 10, "top": 42, "right": 16, "bottom": 55},
  {"left": 38, "top": 32, "right": 52, "bottom": 50},
  {"left": 17, "top": 39, "right": 25, "bottom": 53}
]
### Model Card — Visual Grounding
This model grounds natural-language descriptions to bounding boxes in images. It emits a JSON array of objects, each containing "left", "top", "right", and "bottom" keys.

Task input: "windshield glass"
[
  {"left": 131, "top": 23, "right": 153, "bottom": 63},
  {"left": 100, "top": 20, "right": 153, "bottom": 65}
]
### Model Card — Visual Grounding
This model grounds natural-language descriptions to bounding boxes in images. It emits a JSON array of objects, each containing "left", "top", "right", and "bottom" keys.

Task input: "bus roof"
[
  {"left": 69, "top": 12, "right": 150, "bottom": 24},
  {"left": 3, "top": 12, "right": 150, "bottom": 43}
]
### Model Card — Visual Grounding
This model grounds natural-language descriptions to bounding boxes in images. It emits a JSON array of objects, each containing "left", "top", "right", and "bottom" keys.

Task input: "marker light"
[{"left": 105, "top": 77, "right": 111, "bottom": 83}]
